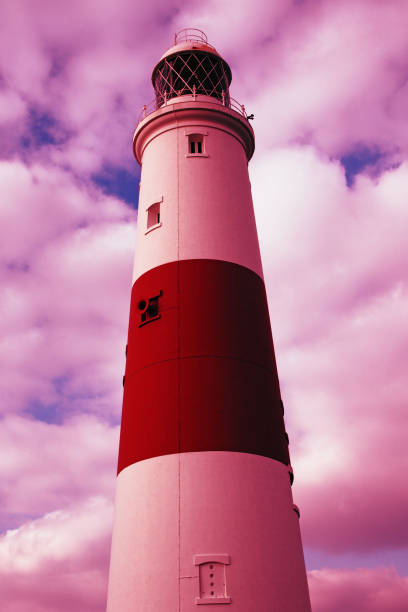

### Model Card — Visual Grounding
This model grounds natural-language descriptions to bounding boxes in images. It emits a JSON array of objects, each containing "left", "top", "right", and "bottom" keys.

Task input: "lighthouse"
[{"left": 106, "top": 28, "right": 311, "bottom": 611}]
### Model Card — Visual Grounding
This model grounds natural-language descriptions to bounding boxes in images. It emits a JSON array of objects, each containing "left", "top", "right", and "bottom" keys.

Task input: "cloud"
[
  {"left": 0, "top": 90, "right": 26, "bottom": 125},
  {"left": 0, "top": 160, "right": 135, "bottom": 416},
  {"left": 0, "top": 0, "right": 192, "bottom": 172},
  {"left": 0, "top": 497, "right": 112, "bottom": 612},
  {"left": 0, "top": 415, "right": 117, "bottom": 530},
  {"left": 309, "top": 567, "right": 408, "bottom": 612},
  {"left": 251, "top": 147, "right": 408, "bottom": 552}
]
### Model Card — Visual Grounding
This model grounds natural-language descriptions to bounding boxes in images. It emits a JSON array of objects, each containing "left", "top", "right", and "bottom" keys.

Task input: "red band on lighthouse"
[{"left": 118, "top": 258, "right": 289, "bottom": 474}]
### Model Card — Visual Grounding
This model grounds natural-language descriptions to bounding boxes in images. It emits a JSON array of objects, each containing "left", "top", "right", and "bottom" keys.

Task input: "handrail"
[
  {"left": 175, "top": 28, "right": 208, "bottom": 45},
  {"left": 137, "top": 91, "right": 249, "bottom": 125}
]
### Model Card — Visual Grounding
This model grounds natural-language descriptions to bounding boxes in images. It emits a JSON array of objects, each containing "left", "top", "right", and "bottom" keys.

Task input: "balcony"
[{"left": 137, "top": 88, "right": 250, "bottom": 125}]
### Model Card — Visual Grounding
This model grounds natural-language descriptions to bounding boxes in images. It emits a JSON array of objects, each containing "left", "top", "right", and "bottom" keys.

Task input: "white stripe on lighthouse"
[
  {"left": 107, "top": 452, "right": 310, "bottom": 612},
  {"left": 132, "top": 99, "right": 262, "bottom": 283}
]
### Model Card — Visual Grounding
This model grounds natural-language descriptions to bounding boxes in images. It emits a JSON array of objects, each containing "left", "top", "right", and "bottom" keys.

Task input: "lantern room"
[{"left": 151, "top": 28, "right": 232, "bottom": 107}]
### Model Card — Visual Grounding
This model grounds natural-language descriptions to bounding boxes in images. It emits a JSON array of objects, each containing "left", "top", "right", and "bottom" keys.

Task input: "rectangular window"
[
  {"left": 188, "top": 134, "right": 205, "bottom": 156},
  {"left": 147, "top": 202, "right": 161, "bottom": 230}
]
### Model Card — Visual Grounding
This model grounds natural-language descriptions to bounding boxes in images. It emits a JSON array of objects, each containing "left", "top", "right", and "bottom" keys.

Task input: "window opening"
[
  {"left": 287, "top": 464, "right": 294, "bottom": 486},
  {"left": 138, "top": 292, "right": 162, "bottom": 327},
  {"left": 188, "top": 134, "right": 204, "bottom": 155},
  {"left": 147, "top": 202, "right": 161, "bottom": 229}
]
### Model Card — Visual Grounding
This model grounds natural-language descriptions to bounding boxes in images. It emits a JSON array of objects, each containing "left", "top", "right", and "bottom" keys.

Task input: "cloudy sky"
[{"left": 1, "top": 0, "right": 407, "bottom": 610}]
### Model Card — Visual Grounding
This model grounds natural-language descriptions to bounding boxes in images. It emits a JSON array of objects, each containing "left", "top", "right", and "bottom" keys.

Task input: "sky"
[{"left": 0, "top": 0, "right": 407, "bottom": 610}]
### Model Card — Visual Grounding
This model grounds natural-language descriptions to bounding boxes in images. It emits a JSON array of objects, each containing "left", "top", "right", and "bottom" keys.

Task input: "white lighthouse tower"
[{"left": 107, "top": 29, "right": 311, "bottom": 611}]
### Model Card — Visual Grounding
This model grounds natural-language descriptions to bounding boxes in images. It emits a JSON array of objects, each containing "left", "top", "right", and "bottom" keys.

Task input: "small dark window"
[
  {"left": 188, "top": 134, "right": 204, "bottom": 155},
  {"left": 142, "top": 296, "right": 159, "bottom": 321},
  {"left": 138, "top": 293, "right": 162, "bottom": 326},
  {"left": 147, "top": 202, "right": 161, "bottom": 229},
  {"left": 288, "top": 465, "right": 294, "bottom": 485}
]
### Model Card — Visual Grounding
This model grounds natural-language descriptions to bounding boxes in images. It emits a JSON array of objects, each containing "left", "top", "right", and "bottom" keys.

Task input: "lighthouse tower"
[{"left": 107, "top": 29, "right": 311, "bottom": 612}]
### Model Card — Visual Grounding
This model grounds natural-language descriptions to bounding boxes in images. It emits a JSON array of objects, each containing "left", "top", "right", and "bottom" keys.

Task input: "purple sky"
[{"left": 1, "top": 1, "right": 408, "bottom": 610}]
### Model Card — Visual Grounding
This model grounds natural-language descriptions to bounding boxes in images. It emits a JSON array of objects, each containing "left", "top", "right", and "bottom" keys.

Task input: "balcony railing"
[
  {"left": 174, "top": 28, "right": 211, "bottom": 47},
  {"left": 137, "top": 89, "right": 249, "bottom": 125}
]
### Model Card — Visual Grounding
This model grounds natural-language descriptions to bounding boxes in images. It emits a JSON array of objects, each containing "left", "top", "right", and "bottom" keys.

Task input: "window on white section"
[
  {"left": 188, "top": 133, "right": 204, "bottom": 155},
  {"left": 146, "top": 201, "right": 161, "bottom": 230}
]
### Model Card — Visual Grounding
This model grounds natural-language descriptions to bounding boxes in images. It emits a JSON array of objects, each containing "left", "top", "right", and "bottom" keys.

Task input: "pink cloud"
[
  {"left": 0, "top": 90, "right": 26, "bottom": 125},
  {"left": 309, "top": 567, "right": 408, "bottom": 612},
  {"left": 0, "top": 159, "right": 135, "bottom": 415},
  {"left": 0, "top": 497, "right": 112, "bottom": 612},
  {"left": 0, "top": 415, "right": 117, "bottom": 526},
  {"left": 251, "top": 147, "right": 408, "bottom": 552},
  {"left": 0, "top": 0, "right": 192, "bottom": 171}
]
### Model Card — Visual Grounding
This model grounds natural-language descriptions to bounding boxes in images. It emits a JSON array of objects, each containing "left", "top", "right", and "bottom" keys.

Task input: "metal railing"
[
  {"left": 137, "top": 89, "right": 249, "bottom": 125},
  {"left": 172, "top": 28, "right": 217, "bottom": 53},
  {"left": 174, "top": 28, "right": 208, "bottom": 45}
]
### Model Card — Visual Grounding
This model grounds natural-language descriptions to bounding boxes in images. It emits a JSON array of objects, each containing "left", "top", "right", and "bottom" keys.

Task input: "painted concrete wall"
[
  {"left": 132, "top": 99, "right": 263, "bottom": 282},
  {"left": 107, "top": 452, "right": 310, "bottom": 612}
]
